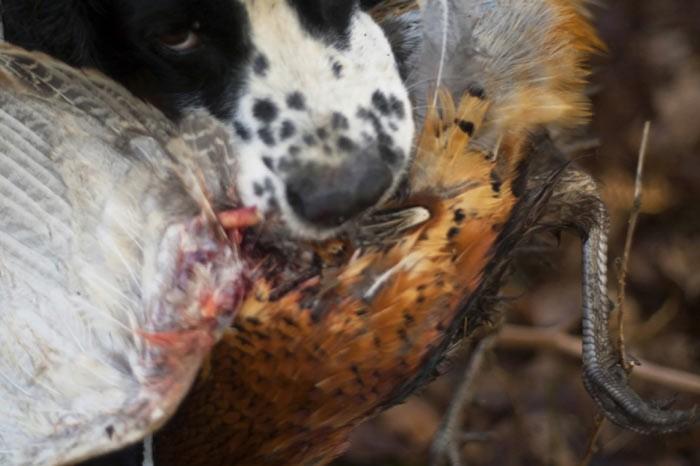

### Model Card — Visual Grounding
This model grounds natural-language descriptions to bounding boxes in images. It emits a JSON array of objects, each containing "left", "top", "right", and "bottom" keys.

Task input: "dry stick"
[
  {"left": 615, "top": 121, "right": 651, "bottom": 370},
  {"left": 430, "top": 336, "right": 496, "bottom": 466},
  {"left": 496, "top": 323, "right": 700, "bottom": 463},
  {"left": 497, "top": 325, "right": 700, "bottom": 395},
  {"left": 579, "top": 413, "right": 605, "bottom": 466}
]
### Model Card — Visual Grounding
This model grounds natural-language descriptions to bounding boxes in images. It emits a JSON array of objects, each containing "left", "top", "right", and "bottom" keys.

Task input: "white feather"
[{"left": 431, "top": 0, "right": 451, "bottom": 108}]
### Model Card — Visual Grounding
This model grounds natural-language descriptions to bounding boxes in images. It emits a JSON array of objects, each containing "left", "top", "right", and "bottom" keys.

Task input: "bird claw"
[
  {"left": 547, "top": 168, "right": 699, "bottom": 435},
  {"left": 582, "top": 363, "right": 699, "bottom": 435},
  {"left": 649, "top": 394, "right": 681, "bottom": 411}
]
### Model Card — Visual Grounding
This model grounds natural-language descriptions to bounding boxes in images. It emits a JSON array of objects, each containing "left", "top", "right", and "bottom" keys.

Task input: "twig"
[
  {"left": 497, "top": 324, "right": 700, "bottom": 395},
  {"left": 430, "top": 336, "right": 496, "bottom": 466},
  {"left": 614, "top": 121, "right": 651, "bottom": 370},
  {"left": 578, "top": 413, "right": 605, "bottom": 466}
]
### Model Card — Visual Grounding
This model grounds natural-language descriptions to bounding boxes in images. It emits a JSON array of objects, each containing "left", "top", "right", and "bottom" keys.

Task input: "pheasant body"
[
  {"left": 153, "top": 1, "right": 608, "bottom": 464},
  {"left": 157, "top": 1, "right": 697, "bottom": 463},
  {"left": 0, "top": 44, "right": 250, "bottom": 466},
  {"left": 155, "top": 20, "right": 599, "bottom": 457}
]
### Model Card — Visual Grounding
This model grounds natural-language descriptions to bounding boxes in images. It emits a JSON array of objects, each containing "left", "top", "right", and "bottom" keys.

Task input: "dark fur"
[
  {"left": 1, "top": 0, "right": 418, "bottom": 234},
  {"left": 1, "top": 3, "right": 419, "bottom": 464},
  {"left": 1, "top": 0, "right": 369, "bottom": 119}
]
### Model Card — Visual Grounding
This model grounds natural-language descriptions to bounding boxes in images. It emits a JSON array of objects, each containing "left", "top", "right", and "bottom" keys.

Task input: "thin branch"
[
  {"left": 614, "top": 121, "right": 651, "bottom": 370},
  {"left": 430, "top": 336, "right": 496, "bottom": 466},
  {"left": 578, "top": 413, "right": 605, "bottom": 466},
  {"left": 497, "top": 324, "right": 700, "bottom": 395}
]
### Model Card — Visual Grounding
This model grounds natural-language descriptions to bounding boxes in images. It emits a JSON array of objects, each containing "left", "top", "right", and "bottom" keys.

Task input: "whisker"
[
  {"left": 431, "top": 0, "right": 450, "bottom": 108},
  {"left": 406, "top": 74, "right": 473, "bottom": 94}
]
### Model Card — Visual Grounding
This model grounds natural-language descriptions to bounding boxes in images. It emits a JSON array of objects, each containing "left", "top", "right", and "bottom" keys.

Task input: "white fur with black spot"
[{"left": 230, "top": 1, "right": 414, "bottom": 239}]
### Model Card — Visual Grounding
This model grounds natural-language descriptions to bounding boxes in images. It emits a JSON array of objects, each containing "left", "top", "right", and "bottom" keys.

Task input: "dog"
[
  {"left": 1, "top": 2, "right": 415, "bottom": 464},
  {"left": 0, "top": 0, "right": 415, "bottom": 239}
]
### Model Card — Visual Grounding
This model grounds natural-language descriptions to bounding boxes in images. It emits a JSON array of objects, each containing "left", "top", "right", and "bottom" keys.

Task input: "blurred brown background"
[{"left": 336, "top": 1, "right": 700, "bottom": 465}]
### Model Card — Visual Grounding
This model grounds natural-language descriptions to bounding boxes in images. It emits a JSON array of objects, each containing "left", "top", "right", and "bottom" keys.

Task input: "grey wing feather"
[
  {"left": 0, "top": 89, "right": 147, "bottom": 466},
  {"left": 0, "top": 44, "right": 239, "bottom": 465},
  {"left": 0, "top": 43, "right": 174, "bottom": 139}
]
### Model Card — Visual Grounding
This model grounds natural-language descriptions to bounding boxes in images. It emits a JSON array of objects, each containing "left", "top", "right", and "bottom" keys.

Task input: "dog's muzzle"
[{"left": 285, "top": 147, "right": 395, "bottom": 228}]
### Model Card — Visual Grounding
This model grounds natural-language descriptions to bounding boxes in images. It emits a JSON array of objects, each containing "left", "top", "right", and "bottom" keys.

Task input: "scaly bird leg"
[{"left": 555, "top": 170, "right": 698, "bottom": 434}]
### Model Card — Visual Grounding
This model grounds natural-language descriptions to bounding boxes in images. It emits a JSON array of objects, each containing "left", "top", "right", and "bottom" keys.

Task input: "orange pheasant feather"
[
  {"left": 155, "top": 92, "right": 514, "bottom": 466},
  {"left": 151, "top": 1, "right": 612, "bottom": 465},
  {"left": 155, "top": 1, "right": 696, "bottom": 465}
]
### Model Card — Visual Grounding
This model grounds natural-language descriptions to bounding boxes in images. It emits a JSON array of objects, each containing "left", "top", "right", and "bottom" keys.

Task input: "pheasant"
[
  {"left": 0, "top": 43, "right": 257, "bottom": 465},
  {"left": 0, "top": 1, "right": 697, "bottom": 466},
  {"left": 152, "top": 1, "right": 697, "bottom": 465}
]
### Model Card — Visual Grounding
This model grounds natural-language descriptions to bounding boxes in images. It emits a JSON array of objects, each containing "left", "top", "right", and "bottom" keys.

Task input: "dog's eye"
[{"left": 157, "top": 22, "right": 201, "bottom": 52}]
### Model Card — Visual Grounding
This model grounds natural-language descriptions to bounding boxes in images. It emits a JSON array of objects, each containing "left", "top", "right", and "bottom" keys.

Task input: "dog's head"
[{"left": 2, "top": 0, "right": 414, "bottom": 239}]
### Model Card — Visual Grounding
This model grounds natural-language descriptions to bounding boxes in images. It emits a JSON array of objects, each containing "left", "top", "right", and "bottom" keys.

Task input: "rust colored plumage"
[
  {"left": 154, "top": 6, "right": 604, "bottom": 459},
  {"left": 155, "top": 92, "right": 515, "bottom": 465},
  {"left": 153, "top": 2, "right": 696, "bottom": 465}
]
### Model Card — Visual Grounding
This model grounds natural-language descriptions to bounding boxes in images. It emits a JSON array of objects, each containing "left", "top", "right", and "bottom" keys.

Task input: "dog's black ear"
[{"left": 1, "top": 0, "right": 104, "bottom": 68}]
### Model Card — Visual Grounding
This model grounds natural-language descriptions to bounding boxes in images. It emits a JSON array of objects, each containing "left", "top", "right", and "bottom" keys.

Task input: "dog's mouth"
[
  {"left": 234, "top": 199, "right": 431, "bottom": 305},
  {"left": 236, "top": 148, "right": 416, "bottom": 244}
]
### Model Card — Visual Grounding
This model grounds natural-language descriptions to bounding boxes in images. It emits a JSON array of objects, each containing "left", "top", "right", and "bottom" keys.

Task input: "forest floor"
[{"left": 336, "top": 1, "right": 700, "bottom": 465}]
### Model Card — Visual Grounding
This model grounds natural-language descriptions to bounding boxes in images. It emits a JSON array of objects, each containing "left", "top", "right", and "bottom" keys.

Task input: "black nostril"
[{"left": 286, "top": 157, "right": 393, "bottom": 228}]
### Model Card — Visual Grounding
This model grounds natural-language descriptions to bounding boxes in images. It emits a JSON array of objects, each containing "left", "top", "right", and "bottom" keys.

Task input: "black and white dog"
[
  {"left": 1, "top": 2, "right": 419, "bottom": 464},
  {"left": 1, "top": 0, "right": 416, "bottom": 239}
]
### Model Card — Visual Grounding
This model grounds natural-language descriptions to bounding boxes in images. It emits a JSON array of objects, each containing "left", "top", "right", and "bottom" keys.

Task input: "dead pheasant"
[
  {"left": 153, "top": 1, "right": 697, "bottom": 465},
  {"left": 0, "top": 43, "right": 256, "bottom": 465}
]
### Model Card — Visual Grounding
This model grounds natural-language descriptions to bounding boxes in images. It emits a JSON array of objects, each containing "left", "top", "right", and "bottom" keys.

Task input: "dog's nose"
[{"left": 285, "top": 156, "right": 393, "bottom": 228}]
